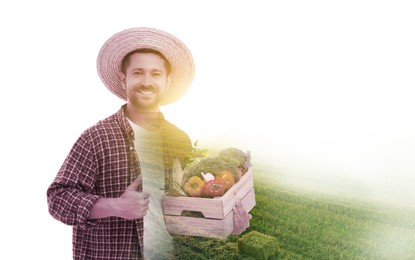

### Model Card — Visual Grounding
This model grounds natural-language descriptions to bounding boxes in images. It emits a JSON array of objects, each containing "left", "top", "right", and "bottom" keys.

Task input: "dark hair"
[{"left": 121, "top": 48, "right": 171, "bottom": 75}]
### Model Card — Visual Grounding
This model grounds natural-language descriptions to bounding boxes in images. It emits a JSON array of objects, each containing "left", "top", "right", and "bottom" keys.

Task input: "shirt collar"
[
  {"left": 115, "top": 104, "right": 166, "bottom": 141},
  {"left": 116, "top": 104, "right": 135, "bottom": 141}
]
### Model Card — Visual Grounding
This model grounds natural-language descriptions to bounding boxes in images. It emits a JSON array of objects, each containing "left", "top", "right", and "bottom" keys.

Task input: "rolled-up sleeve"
[{"left": 47, "top": 131, "right": 101, "bottom": 229}]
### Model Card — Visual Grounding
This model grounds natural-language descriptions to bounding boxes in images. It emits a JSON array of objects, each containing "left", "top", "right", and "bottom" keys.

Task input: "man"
[{"left": 47, "top": 27, "right": 250, "bottom": 260}]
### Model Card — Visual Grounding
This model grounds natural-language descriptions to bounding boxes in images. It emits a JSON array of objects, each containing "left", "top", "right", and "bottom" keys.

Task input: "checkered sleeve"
[{"left": 47, "top": 130, "right": 101, "bottom": 229}]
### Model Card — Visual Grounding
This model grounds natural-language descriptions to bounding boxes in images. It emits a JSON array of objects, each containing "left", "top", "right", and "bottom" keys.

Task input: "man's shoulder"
[
  {"left": 161, "top": 119, "right": 189, "bottom": 138},
  {"left": 81, "top": 112, "right": 123, "bottom": 140},
  {"left": 87, "top": 113, "right": 118, "bottom": 131}
]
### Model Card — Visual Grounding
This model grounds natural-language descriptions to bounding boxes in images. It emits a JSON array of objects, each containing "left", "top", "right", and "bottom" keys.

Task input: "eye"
[
  {"left": 152, "top": 71, "right": 162, "bottom": 77},
  {"left": 132, "top": 70, "right": 143, "bottom": 76}
]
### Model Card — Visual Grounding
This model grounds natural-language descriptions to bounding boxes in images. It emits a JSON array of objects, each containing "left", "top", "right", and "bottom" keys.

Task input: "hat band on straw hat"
[{"left": 97, "top": 27, "right": 195, "bottom": 105}]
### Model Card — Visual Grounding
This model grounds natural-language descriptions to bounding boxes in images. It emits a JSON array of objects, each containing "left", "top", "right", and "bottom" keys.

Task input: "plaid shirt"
[{"left": 47, "top": 105, "right": 192, "bottom": 260}]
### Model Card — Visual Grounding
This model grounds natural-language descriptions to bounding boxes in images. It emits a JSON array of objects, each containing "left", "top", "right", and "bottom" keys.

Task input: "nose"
[{"left": 141, "top": 73, "right": 152, "bottom": 86}]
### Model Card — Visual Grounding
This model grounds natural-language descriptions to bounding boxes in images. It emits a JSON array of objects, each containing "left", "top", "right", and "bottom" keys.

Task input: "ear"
[
  {"left": 166, "top": 74, "right": 172, "bottom": 91},
  {"left": 120, "top": 73, "right": 126, "bottom": 87}
]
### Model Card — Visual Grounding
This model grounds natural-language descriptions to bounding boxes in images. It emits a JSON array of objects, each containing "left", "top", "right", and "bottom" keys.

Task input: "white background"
[{"left": 1, "top": 0, "right": 414, "bottom": 258}]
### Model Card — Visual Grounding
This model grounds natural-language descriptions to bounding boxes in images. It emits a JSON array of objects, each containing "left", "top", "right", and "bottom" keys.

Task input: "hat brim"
[{"left": 97, "top": 27, "right": 195, "bottom": 105}]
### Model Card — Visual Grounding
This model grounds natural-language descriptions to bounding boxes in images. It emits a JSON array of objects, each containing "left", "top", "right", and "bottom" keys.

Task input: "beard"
[{"left": 128, "top": 84, "right": 163, "bottom": 111}]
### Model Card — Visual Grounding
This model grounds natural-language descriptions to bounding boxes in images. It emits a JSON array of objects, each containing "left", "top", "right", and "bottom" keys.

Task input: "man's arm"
[{"left": 47, "top": 133, "right": 100, "bottom": 227}]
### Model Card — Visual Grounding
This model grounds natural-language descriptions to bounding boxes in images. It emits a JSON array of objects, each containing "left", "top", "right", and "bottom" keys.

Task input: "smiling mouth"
[
  {"left": 138, "top": 89, "right": 155, "bottom": 95},
  {"left": 136, "top": 86, "right": 157, "bottom": 95}
]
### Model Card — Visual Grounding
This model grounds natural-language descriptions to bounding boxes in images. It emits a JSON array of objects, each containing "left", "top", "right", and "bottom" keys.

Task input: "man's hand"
[
  {"left": 116, "top": 175, "right": 150, "bottom": 219},
  {"left": 232, "top": 201, "right": 252, "bottom": 234},
  {"left": 88, "top": 175, "right": 150, "bottom": 220}
]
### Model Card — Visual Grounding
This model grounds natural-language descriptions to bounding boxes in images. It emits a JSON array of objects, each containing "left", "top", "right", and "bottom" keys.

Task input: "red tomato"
[{"left": 201, "top": 180, "right": 225, "bottom": 198}]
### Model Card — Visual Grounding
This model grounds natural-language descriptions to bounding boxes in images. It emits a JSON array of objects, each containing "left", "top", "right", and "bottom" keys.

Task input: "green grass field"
[{"left": 172, "top": 163, "right": 415, "bottom": 259}]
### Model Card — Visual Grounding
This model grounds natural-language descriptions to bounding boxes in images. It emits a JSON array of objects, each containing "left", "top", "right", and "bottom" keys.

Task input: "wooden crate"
[{"left": 162, "top": 168, "right": 255, "bottom": 239}]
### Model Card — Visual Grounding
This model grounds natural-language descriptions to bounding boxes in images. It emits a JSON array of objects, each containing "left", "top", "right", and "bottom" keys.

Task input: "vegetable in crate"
[
  {"left": 201, "top": 179, "right": 225, "bottom": 198},
  {"left": 182, "top": 156, "right": 240, "bottom": 187},
  {"left": 183, "top": 176, "right": 205, "bottom": 197},
  {"left": 166, "top": 158, "right": 187, "bottom": 197},
  {"left": 218, "top": 147, "right": 251, "bottom": 177},
  {"left": 184, "top": 140, "right": 208, "bottom": 165},
  {"left": 215, "top": 170, "right": 236, "bottom": 191}
]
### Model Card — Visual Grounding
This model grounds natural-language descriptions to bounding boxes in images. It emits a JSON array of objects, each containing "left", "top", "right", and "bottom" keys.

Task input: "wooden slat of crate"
[
  {"left": 164, "top": 188, "right": 256, "bottom": 239},
  {"left": 221, "top": 168, "right": 254, "bottom": 217},
  {"left": 238, "top": 188, "right": 256, "bottom": 216},
  {"left": 164, "top": 210, "right": 234, "bottom": 239},
  {"left": 162, "top": 168, "right": 254, "bottom": 219}
]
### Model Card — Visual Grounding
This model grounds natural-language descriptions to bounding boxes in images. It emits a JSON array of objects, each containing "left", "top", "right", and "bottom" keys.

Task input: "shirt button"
[{"left": 130, "top": 146, "right": 134, "bottom": 150}]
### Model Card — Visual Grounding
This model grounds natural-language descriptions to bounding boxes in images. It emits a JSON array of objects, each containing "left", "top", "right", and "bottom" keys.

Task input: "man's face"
[{"left": 122, "top": 52, "right": 171, "bottom": 112}]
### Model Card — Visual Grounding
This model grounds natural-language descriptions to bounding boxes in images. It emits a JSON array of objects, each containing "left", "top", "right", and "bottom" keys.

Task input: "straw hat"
[{"left": 97, "top": 27, "right": 195, "bottom": 105}]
